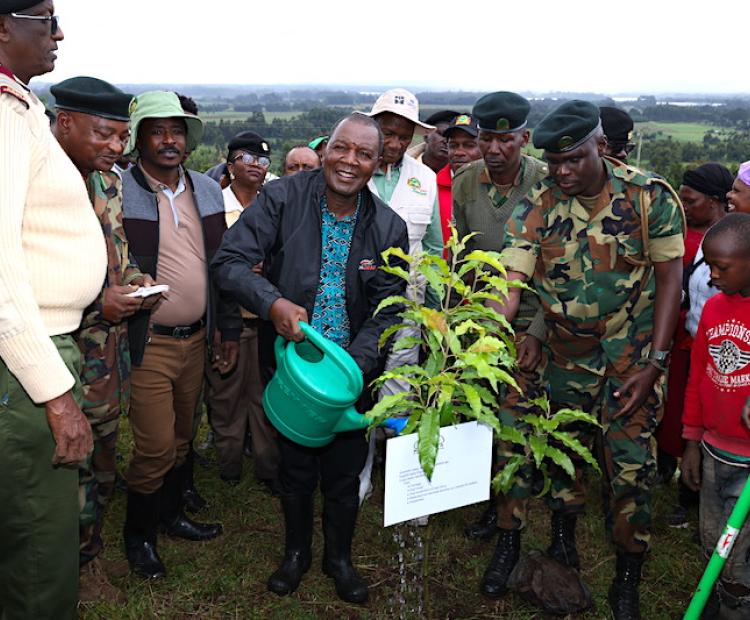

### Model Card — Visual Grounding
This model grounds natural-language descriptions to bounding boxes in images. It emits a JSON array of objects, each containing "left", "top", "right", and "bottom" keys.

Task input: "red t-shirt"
[
  {"left": 682, "top": 292, "right": 750, "bottom": 457},
  {"left": 436, "top": 164, "right": 452, "bottom": 258}
]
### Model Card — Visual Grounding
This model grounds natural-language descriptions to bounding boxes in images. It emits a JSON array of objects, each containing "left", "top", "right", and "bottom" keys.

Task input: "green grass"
[
  {"left": 79, "top": 420, "right": 703, "bottom": 620},
  {"left": 634, "top": 121, "right": 725, "bottom": 142}
]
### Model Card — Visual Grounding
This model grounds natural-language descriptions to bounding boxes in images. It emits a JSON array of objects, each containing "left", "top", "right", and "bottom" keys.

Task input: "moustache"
[{"left": 158, "top": 147, "right": 180, "bottom": 155}]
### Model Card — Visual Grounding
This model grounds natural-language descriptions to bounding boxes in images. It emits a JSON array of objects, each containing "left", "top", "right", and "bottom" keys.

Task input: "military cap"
[
  {"left": 472, "top": 91, "right": 530, "bottom": 134},
  {"left": 443, "top": 113, "right": 479, "bottom": 139},
  {"left": 533, "top": 100, "right": 601, "bottom": 153},
  {"left": 424, "top": 109, "right": 460, "bottom": 126},
  {"left": 599, "top": 106, "right": 634, "bottom": 144},
  {"left": 227, "top": 131, "right": 271, "bottom": 157},
  {"left": 50, "top": 76, "right": 132, "bottom": 122},
  {"left": 0, "top": 1, "right": 42, "bottom": 13}
]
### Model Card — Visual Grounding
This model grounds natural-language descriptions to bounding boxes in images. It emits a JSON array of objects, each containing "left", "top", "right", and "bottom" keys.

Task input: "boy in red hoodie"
[{"left": 682, "top": 213, "right": 750, "bottom": 619}]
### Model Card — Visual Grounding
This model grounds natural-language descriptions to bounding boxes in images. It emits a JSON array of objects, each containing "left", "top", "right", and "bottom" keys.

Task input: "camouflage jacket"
[
  {"left": 503, "top": 157, "right": 685, "bottom": 375},
  {"left": 76, "top": 170, "right": 142, "bottom": 414}
]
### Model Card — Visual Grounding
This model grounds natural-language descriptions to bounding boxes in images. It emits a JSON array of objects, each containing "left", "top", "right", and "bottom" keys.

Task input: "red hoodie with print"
[{"left": 682, "top": 292, "right": 750, "bottom": 457}]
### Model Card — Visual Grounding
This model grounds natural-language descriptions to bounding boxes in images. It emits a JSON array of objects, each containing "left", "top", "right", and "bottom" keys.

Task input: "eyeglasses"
[
  {"left": 231, "top": 152, "right": 270, "bottom": 167},
  {"left": 9, "top": 13, "right": 61, "bottom": 35}
]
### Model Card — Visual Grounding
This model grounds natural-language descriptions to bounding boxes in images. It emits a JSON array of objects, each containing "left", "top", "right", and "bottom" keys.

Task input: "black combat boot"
[
  {"left": 608, "top": 551, "right": 645, "bottom": 620},
  {"left": 547, "top": 511, "right": 580, "bottom": 570},
  {"left": 465, "top": 494, "right": 498, "bottom": 540},
  {"left": 182, "top": 446, "right": 207, "bottom": 513},
  {"left": 267, "top": 495, "right": 314, "bottom": 596},
  {"left": 160, "top": 462, "right": 222, "bottom": 541},
  {"left": 123, "top": 489, "right": 166, "bottom": 579},
  {"left": 480, "top": 528, "right": 521, "bottom": 598},
  {"left": 322, "top": 499, "right": 368, "bottom": 604}
]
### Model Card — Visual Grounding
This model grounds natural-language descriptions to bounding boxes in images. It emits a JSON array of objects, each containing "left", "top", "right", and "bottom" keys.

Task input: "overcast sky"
[{"left": 42, "top": 0, "right": 745, "bottom": 94}]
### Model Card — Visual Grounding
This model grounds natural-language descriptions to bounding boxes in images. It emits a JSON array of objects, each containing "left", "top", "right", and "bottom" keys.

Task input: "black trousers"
[{"left": 279, "top": 430, "right": 368, "bottom": 503}]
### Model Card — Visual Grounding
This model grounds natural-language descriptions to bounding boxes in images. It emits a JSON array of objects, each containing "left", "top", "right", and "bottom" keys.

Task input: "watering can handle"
[
  {"left": 298, "top": 322, "right": 364, "bottom": 393},
  {"left": 274, "top": 334, "right": 286, "bottom": 366}
]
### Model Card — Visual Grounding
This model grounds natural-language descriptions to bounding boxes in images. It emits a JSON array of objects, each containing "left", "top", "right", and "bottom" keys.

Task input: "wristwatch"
[{"left": 646, "top": 349, "right": 671, "bottom": 372}]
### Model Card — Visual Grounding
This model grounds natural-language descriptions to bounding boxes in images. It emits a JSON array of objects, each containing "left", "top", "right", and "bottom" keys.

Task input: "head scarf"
[
  {"left": 682, "top": 163, "right": 734, "bottom": 203},
  {"left": 738, "top": 161, "right": 750, "bottom": 188}
]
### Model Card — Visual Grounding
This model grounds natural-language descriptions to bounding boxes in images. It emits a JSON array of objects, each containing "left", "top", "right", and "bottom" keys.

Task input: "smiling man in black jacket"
[{"left": 212, "top": 113, "right": 408, "bottom": 604}]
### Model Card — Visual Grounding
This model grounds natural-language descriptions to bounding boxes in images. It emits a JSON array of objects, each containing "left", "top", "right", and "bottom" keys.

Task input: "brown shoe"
[{"left": 79, "top": 557, "right": 126, "bottom": 604}]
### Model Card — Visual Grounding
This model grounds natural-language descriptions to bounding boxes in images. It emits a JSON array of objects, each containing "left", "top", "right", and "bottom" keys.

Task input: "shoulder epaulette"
[{"left": 0, "top": 74, "right": 29, "bottom": 110}]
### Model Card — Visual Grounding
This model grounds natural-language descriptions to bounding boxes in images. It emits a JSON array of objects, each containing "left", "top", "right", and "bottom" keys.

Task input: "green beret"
[
  {"left": 599, "top": 106, "right": 634, "bottom": 144},
  {"left": 533, "top": 100, "right": 601, "bottom": 153},
  {"left": 50, "top": 76, "right": 132, "bottom": 122},
  {"left": 0, "top": 1, "right": 41, "bottom": 14},
  {"left": 472, "top": 91, "right": 530, "bottom": 134}
]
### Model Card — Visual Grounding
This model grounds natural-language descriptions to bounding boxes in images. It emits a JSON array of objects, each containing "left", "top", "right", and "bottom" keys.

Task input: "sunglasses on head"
[{"left": 10, "top": 13, "right": 61, "bottom": 35}]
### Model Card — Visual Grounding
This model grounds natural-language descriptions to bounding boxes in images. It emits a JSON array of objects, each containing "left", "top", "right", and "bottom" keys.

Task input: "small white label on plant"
[{"left": 716, "top": 526, "right": 739, "bottom": 559}]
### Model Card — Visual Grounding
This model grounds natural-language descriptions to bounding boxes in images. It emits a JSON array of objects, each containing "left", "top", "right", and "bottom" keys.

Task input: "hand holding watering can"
[{"left": 263, "top": 316, "right": 408, "bottom": 448}]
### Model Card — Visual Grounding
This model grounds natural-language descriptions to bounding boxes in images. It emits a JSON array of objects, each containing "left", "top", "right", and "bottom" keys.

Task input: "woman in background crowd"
[
  {"left": 658, "top": 163, "right": 733, "bottom": 526},
  {"left": 205, "top": 131, "right": 281, "bottom": 491}
]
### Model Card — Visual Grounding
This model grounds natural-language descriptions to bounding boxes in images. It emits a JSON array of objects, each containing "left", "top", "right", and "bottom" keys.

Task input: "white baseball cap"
[{"left": 364, "top": 88, "right": 434, "bottom": 131}]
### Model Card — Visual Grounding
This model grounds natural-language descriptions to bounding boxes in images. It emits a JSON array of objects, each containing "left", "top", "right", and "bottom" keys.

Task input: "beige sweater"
[{"left": 0, "top": 75, "right": 107, "bottom": 403}]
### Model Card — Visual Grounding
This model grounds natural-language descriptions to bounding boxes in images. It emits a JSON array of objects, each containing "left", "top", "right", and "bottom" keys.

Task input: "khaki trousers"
[
  {"left": 126, "top": 330, "right": 205, "bottom": 494},
  {"left": 206, "top": 322, "right": 279, "bottom": 480}
]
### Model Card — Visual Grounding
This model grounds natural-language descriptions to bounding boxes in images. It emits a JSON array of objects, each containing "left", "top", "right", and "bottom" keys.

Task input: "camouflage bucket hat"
[{"left": 125, "top": 90, "right": 203, "bottom": 156}]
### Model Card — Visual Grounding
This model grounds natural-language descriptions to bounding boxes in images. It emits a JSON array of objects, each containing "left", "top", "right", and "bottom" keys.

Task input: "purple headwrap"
[{"left": 738, "top": 161, "right": 750, "bottom": 187}]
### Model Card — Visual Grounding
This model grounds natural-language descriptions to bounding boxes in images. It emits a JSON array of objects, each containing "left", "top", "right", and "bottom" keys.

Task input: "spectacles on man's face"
[
  {"left": 10, "top": 13, "right": 61, "bottom": 35},
  {"left": 232, "top": 152, "right": 270, "bottom": 168}
]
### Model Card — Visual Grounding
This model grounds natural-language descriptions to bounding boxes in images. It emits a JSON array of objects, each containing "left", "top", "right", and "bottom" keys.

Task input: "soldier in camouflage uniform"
[
  {"left": 450, "top": 93, "right": 550, "bottom": 550},
  {"left": 497, "top": 101, "right": 685, "bottom": 620},
  {"left": 51, "top": 77, "right": 159, "bottom": 603}
]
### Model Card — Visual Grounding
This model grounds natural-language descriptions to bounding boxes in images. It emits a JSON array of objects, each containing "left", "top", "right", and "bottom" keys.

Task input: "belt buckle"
[{"left": 173, "top": 326, "right": 190, "bottom": 338}]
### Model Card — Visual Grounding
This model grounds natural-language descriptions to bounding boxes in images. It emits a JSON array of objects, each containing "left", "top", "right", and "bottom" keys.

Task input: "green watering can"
[{"left": 263, "top": 322, "right": 371, "bottom": 448}]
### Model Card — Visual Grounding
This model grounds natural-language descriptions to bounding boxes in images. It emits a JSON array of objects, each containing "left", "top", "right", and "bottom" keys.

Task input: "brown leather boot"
[{"left": 78, "top": 557, "right": 126, "bottom": 604}]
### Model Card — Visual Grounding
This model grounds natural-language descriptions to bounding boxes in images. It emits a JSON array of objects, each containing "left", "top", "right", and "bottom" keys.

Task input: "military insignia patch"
[
  {"left": 128, "top": 98, "right": 138, "bottom": 115},
  {"left": 558, "top": 135, "right": 575, "bottom": 150},
  {"left": 407, "top": 177, "right": 427, "bottom": 196},
  {"left": 262, "top": 142, "right": 269, "bottom": 152},
  {"left": 496, "top": 117, "right": 510, "bottom": 131},
  {"left": 455, "top": 114, "right": 471, "bottom": 126}
]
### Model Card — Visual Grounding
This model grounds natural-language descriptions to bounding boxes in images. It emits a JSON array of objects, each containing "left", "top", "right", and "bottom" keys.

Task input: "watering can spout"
[{"left": 332, "top": 406, "right": 372, "bottom": 434}]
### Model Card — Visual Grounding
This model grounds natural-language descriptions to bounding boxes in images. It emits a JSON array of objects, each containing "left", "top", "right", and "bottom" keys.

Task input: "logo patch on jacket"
[
  {"left": 358, "top": 258, "right": 377, "bottom": 271},
  {"left": 407, "top": 177, "right": 427, "bottom": 196}
]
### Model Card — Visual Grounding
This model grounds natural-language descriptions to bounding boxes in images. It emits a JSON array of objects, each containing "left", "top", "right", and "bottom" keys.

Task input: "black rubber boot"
[
  {"left": 322, "top": 500, "right": 368, "bottom": 604},
  {"left": 480, "top": 528, "right": 520, "bottom": 598},
  {"left": 182, "top": 446, "right": 207, "bottom": 513},
  {"left": 547, "top": 511, "right": 580, "bottom": 570},
  {"left": 267, "top": 495, "right": 314, "bottom": 596},
  {"left": 123, "top": 489, "right": 166, "bottom": 579},
  {"left": 465, "top": 494, "right": 498, "bottom": 540},
  {"left": 608, "top": 551, "right": 645, "bottom": 620},
  {"left": 161, "top": 462, "right": 222, "bottom": 541}
]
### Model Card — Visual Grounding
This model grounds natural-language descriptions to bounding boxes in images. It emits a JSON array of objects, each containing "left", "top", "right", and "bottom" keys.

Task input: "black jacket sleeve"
[
  {"left": 210, "top": 185, "right": 284, "bottom": 321},
  {"left": 348, "top": 221, "right": 409, "bottom": 377}
]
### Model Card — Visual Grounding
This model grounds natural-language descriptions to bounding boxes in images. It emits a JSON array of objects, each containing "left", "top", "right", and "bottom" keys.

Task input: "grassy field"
[
  {"left": 634, "top": 121, "right": 725, "bottom": 142},
  {"left": 79, "top": 421, "right": 703, "bottom": 620}
]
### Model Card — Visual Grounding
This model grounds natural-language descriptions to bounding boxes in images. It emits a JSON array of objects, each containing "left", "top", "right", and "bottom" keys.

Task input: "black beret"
[
  {"left": 0, "top": 0, "right": 42, "bottom": 13},
  {"left": 50, "top": 77, "right": 132, "bottom": 122},
  {"left": 443, "top": 113, "right": 479, "bottom": 139},
  {"left": 533, "top": 100, "right": 601, "bottom": 153},
  {"left": 227, "top": 131, "right": 271, "bottom": 156},
  {"left": 472, "top": 92, "right": 530, "bottom": 134},
  {"left": 599, "top": 106, "right": 634, "bottom": 144},
  {"left": 424, "top": 109, "right": 460, "bottom": 126}
]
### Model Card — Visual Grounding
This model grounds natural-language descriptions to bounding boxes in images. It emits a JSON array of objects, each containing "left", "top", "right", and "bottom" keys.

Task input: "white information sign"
[{"left": 383, "top": 421, "right": 493, "bottom": 527}]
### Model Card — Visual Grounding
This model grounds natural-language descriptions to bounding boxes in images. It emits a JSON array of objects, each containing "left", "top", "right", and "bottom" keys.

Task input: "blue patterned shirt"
[{"left": 311, "top": 194, "right": 360, "bottom": 347}]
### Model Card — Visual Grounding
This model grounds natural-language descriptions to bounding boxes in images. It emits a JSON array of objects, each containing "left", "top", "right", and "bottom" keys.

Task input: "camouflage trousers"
[
  {"left": 78, "top": 400, "right": 120, "bottom": 566},
  {"left": 496, "top": 352, "right": 663, "bottom": 554}
]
